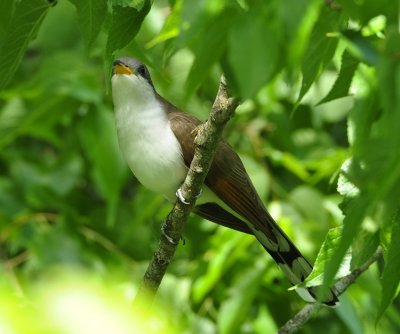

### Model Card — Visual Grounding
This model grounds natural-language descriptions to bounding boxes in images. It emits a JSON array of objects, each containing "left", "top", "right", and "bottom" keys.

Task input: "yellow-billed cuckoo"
[{"left": 111, "top": 57, "right": 338, "bottom": 306}]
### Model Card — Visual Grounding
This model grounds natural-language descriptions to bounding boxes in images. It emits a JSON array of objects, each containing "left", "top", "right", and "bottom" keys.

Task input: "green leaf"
[
  {"left": 335, "top": 295, "right": 364, "bottom": 334},
  {"left": 68, "top": 0, "right": 107, "bottom": 48},
  {"left": 146, "top": 0, "right": 182, "bottom": 48},
  {"left": 227, "top": 7, "right": 282, "bottom": 98},
  {"left": 269, "top": 149, "right": 310, "bottom": 180},
  {"left": 105, "top": 0, "right": 152, "bottom": 55},
  {"left": 185, "top": 9, "right": 234, "bottom": 97},
  {"left": 323, "top": 195, "right": 369, "bottom": 289},
  {"left": 337, "top": 158, "right": 360, "bottom": 200},
  {"left": 324, "top": 83, "right": 379, "bottom": 286},
  {"left": 298, "top": 5, "right": 341, "bottom": 102},
  {"left": 0, "top": 177, "right": 25, "bottom": 220},
  {"left": 104, "top": 0, "right": 151, "bottom": 86},
  {"left": 336, "top": 0, "right": 393, "bottom": 25},
  {"left": 347, "top": 89, "right": 378, "bottom": 149},
  {"left": 218, "top": 260, "right": 267, "bottom": 334},
  {"left": 289, "top": 186, "right": 328, "bottom": 226},
  {"left": 318, "top": 50, "right": 359, "bottom": 105},
  {"left": 0, "top": 0, "right": 50, "bottom": 90},
  {"left": 351, "top": 230, "right": 379, "bottom": 269},
  {"left": 78, "top": 107, "right": 128, "bottom": 227},
  {"left": 192, "top": 230, "right": 252, "bottom": 303},
  {"left": 378, "top": 213, "right": 400, "bottom": 321},
  {"left": 253, "top": 305, "right": 278, "bottom": 334},
  {"left": 341, "top": 30, "right": 379, "bottom": 66},
  {"left": 305, "top": 227, "right": 350, "bottom": 288},
  {"left": 240, "top": 154, "right": 270, "bottom": 200},
  {"left": 0, "top": 95, "right": 67, "bottom": 150},
  {"left": 166, "top": 0, "right": 234, "bottom": 96},
  {"left": 280, "top": 0, "right": 321, "bottom": 66},
  {"left": 0, "top": 0, "right": 14, "bottom": 41},
  {"left": 11, "top": 157, "right": 83, "bottom": 198}
]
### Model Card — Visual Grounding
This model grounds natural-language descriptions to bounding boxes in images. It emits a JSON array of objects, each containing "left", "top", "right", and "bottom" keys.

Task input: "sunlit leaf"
[
  {"left": 281, "top": 0, "right": 321, "bottom": 66},
  {"left": 269, "top": 150, "right": 310, "bottom": 181},
  {"left": 305, "top": 227, "right": 350, "bottom": 288},
  {"left": 336, "top": 0, "right": 393, "bottom": 25},
  {"left": 146, "top": 0, "right": 182, "bottom": 48},
  {"left": 323, "top": 195, "right": 369, "bottom": 289},
  {"left": 341, "top": 30, "right": 379, "bottom": 65},
  {"left": 252, "top": 305, "right": 278, "bottom": 334},
  {"left": 318, "top": 50, "right": 359, "bottom": 105}
]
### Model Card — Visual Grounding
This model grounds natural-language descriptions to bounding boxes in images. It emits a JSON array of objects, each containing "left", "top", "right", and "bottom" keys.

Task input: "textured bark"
[{"left": 134, "top": 76, "right": 239, "bottom": 308}]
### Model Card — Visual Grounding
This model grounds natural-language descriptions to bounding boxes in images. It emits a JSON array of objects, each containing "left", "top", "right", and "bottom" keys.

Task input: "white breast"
[{"left": 112, "top": 74, "right": 187, "bottom": 202}]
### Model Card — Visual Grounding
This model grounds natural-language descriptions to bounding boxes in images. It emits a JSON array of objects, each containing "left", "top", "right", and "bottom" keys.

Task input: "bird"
[{"left": 111, "top": 56, "right": 338, "bottom": 306}]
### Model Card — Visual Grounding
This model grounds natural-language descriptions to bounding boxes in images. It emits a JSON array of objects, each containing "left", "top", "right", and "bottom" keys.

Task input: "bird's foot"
[
  {"left": 161, "top": 220, "right": 186, "bottom": 245},
  {"left": 176, "top": 187, "right": 202, "bottom": 205},
  {"left": 176, "top": 188, "right": 190, "bottom": 204},
  {"left": 161, "top": 220, "right": 178, "bottom": 245}
]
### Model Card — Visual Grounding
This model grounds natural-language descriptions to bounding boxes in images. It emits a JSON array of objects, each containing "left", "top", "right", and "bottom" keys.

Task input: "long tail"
[
  {"left": 251, "top": 212, "right": 339, "bottom": 307},
  {"left": 195, "top": 202, "right": 339, "bottom": 306}
]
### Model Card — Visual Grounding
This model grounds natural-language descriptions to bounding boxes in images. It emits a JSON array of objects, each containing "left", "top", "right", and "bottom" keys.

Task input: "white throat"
[{"left": 112, "top": 74, "right": 187, "bottom": 201}]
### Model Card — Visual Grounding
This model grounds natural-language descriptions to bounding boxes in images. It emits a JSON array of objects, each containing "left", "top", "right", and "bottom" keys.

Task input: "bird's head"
[{"left": 112, "top": 57, "right": 156, "bottom": 108}]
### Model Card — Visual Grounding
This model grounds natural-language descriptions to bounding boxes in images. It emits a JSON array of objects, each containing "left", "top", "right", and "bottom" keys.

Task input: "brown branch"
[
  {"left": 325, "top": 0, "right": 342, "bottom": 11},
  {"left": 278, "top": 247, "right": 383, "bottom": 334},
  {"left": 4, "top": 251, "right": 29, "bottom": 268},
  {"left": 133, "top": 76, "right": 239, "bottom": 308}
]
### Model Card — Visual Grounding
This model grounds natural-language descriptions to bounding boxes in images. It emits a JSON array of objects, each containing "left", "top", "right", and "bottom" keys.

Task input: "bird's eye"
[{"left": 137, "top": 65, "right": 146, "bottom": 77}]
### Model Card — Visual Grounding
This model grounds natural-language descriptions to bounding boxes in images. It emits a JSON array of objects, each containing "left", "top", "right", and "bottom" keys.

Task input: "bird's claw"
[
  {"left": 161, "top": 220, "right": 186, "bottom": 246},
  {"left": 195, "top": 188, "right": 203, "bottom": 199},
  {"left": 176, "top": 187, "right": 202, "bottom": 205},
  {"left": 176, "top": 188, "right": 190, "bottom": 204},
  {"left": 161, "top": 220, "right": 178, "bottom": 245}
]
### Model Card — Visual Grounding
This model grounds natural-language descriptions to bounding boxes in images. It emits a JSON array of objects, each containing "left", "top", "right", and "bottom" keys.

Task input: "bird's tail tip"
[{"left": 295, "top": 285, "right": 339, "bottom": 307}]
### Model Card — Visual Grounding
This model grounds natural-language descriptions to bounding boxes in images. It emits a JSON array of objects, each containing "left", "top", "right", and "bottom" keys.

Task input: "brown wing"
[
  {"left": 206, "top": 141, "right": 279, "bottom": 241},
  {"left": 167, "top": 110, "right": 201, "bottom": 166},
  {"left": 168, "top": 109, "right": 277, "bottom": 241},
  {"left": 167, "top": 109, "right": 248, "bottom": 233},
  {"left": 168, "top": 108, "right": 338, "bottom": 306},
  {"left": 168, "top": 108, "right": 299, "bottom": 247}
]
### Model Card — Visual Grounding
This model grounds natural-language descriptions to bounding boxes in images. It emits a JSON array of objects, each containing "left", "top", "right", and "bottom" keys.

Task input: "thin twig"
[
  {"left": 5, "top": 251, "right": 29, "bottom": 268},
  {"left": 325, "top": 0, "right": 342, "bottom": 11},
  {"left": 133, "top": 76, "right": 239, "bottom": 308},
  {"left": 278, "top": 247, "right": 383, "bottom": 334},
  {"left": 79, "top": 226, "right": 137, "bottom": 266}
]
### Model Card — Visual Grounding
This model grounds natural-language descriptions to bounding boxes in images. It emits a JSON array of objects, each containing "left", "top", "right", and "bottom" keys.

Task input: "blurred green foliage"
[{"left": 0, "top": 0, "right": 400, "bottom": 333}]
